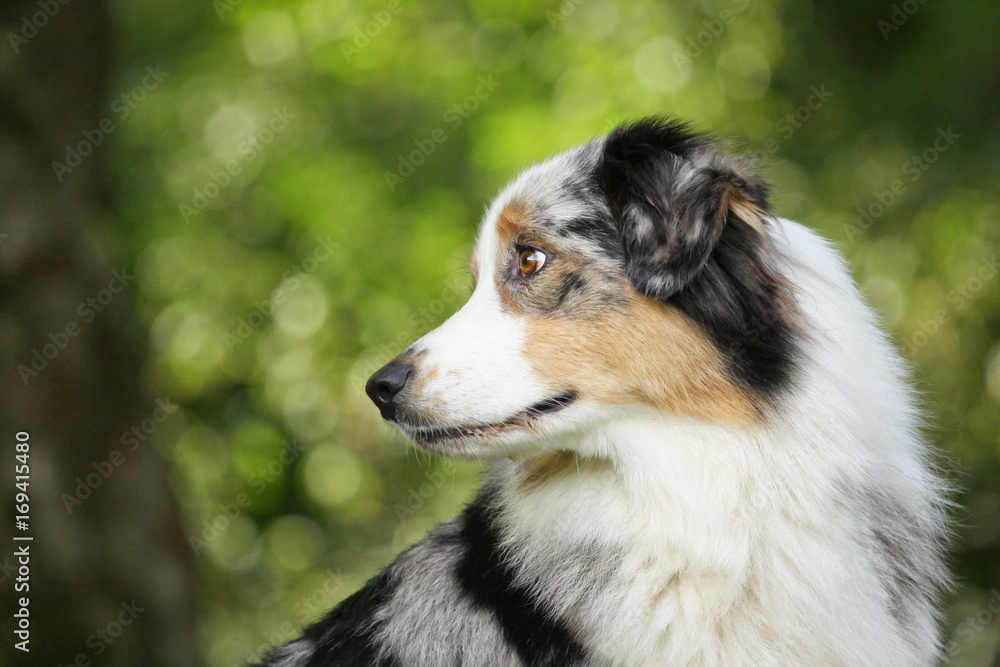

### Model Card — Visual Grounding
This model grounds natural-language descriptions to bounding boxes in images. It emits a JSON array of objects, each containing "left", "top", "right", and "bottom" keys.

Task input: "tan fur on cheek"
[{"left": 523, "top": 295, "right": 758, "bottom": 426}]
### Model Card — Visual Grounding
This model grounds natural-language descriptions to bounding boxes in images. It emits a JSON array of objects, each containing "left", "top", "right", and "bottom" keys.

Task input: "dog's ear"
[{"left": 596, "top": 118, "right": 770, "bottom": 300}]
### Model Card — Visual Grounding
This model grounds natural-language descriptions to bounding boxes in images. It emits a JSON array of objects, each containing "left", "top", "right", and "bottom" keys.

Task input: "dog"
[{"left": 255, "top": 118, "right": 951, "bottom": 666}]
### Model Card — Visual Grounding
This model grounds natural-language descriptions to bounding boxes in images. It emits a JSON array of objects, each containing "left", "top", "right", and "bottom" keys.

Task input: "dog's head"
[{"left": 366, "top": 118, "right": 796, "bottom": 457}]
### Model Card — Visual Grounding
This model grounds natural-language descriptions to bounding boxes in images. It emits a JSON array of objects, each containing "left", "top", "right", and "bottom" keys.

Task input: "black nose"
[{"left": 365, "top": 360, "right": 413, "bottom": 421}]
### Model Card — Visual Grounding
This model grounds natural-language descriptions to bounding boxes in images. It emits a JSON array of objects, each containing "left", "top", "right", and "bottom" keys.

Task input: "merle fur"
[{"left": 595, "top": 117, "right": 796, "bottom": 397}]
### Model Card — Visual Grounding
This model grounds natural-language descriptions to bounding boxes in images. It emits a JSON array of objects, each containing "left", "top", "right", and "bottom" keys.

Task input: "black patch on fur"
[
  {"left": 554, "top": 272, "right": 587, "bottom": 308},
  {"left": 562, "top": 214, "right": 621, "bottom": 256},
  {"left": 454, "top": 492, "right": 588, "bottom": 666},
  {"left": 595, "top": 116, "right": 796, "bottom": 397},
  {"left": 671, "top": 219, "right": 797, "bottom": 396},
  {"left": 601, "top": 116, "right": 704, "bottom": 165},
  {"left": 254, "top": 568, "right": 401, "bottom": 667}
]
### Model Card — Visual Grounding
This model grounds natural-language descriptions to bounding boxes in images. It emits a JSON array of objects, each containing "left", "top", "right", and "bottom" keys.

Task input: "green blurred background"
[{"left": 1, "top": 0, "right": 998, "bottom": 665}]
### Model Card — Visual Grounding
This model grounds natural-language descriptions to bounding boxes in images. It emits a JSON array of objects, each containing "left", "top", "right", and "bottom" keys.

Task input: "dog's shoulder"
[
  {"left": 254, "top": 561, "right": 401, "bottom": 666},
  {"left": 255, "top": 490, "right": 590, "bottom": 667}
]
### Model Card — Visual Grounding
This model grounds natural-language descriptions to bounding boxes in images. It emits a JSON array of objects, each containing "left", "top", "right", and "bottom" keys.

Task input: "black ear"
[
  {"left": 596, "top": 117, "right": 770, "bottom": 300},
  {"left": 596, "top": 117, "right": 796, "bottom": 398}
]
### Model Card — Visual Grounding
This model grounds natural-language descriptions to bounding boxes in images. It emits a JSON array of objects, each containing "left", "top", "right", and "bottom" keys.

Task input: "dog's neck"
[
  {"left": 477, "top": 407, "right": 867, "bottom": 663},
  {"left": 493, "top": 413, "right": 765, "bottom": 564}
]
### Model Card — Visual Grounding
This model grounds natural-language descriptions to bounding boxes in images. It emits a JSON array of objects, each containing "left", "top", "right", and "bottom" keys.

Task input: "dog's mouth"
[{"left": 397, "top": 390, "right": 578, "bottom": 445}]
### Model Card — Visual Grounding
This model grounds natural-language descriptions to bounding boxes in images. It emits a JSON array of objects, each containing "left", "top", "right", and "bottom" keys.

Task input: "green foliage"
[{"left": 106, "top": 0, "right": 1000, "bottom": 664}]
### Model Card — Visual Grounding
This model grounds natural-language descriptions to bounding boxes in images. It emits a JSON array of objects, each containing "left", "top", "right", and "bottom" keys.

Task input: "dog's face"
[{"left": 366, "top": 119, "right": 796, "bottom": 458}]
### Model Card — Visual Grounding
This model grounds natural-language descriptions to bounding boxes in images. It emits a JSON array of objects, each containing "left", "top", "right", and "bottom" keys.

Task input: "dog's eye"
[{"left": 518, "top": 248, "right": 546, "bottom": 276}]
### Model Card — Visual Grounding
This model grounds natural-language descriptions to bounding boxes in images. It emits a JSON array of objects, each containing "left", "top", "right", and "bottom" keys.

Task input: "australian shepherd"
[{"left": 256, "top": 118, "right": 951, "bottom": 666}]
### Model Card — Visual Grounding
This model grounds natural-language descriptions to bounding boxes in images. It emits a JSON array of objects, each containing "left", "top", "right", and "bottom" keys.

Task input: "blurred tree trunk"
[{"left": 0, "top": 1, "right": 197, "bottom": 665}]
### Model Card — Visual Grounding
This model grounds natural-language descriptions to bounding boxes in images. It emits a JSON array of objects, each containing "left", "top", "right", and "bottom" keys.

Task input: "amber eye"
[{"left": 518, "top": 248, "right": 547, "bottom": 276}]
